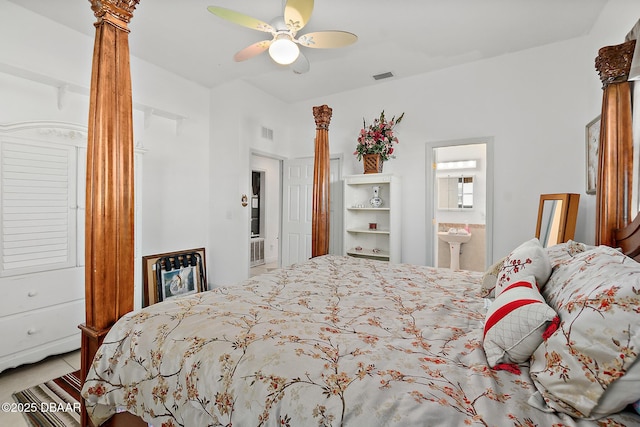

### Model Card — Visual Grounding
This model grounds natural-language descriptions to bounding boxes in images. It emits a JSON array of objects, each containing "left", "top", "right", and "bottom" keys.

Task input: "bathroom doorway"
[
  {"left": 426, "top": 138, "right": 494, "bottom": 271},
  {"left": 250, "top": 153, "right": 282, "bottom": 276}
]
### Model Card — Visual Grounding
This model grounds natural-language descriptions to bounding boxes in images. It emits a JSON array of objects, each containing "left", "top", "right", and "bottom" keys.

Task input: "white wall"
[
  {"left": 283, "top": 0, "right": 640, "bottom": 264},
  {"left": 130, "top": 60, "right": 210, "bottom": 257},
  {"left": 208, "top": 80, "right": 288, "bottom": 286},
  {"left": 0, "top": 2, "right": 92, "bottom": 123}
]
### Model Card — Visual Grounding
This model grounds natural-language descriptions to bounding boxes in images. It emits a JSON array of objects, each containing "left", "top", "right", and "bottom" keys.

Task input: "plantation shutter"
[{"left": 1, "top": 139, "right": 77, "bottom": 276}]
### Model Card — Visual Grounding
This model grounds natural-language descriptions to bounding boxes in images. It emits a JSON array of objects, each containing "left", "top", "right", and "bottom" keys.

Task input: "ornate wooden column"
[
  {"left": 594, "top": 40, "right": 635, "bottom": 246},
  {"left": 312, "top": 105, "right": 332, "bottom": 257},
  {"left": 79, "top": 0, "right": 139, "bottom": 425}
]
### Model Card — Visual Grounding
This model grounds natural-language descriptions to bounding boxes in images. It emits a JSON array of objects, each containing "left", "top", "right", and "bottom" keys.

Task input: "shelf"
[
  {"left": 346, "top": 248, "right": 390, "bottom": 260},
  {"left": 346, "top": 228, "right": 390, "bottom": 234},
  {"left": 343, "top": 174, "right": 400, "bottom": 263},
  {"left": 344, "top": 173, "right": 393, "bottom": 185}
]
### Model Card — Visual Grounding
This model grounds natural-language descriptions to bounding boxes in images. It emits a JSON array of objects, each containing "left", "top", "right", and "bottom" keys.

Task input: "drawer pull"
[
  {"left": 27, "top": 328, "right": 38, "bottom": 335},
  {"left": 27, "top": 290, "right": 38, "bottom": 297}
]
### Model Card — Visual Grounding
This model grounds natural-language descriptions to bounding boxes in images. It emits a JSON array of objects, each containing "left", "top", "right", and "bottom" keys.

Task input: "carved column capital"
[
  {"left": 595, "top": 39, "right": 636, "bottom": 88},
  {"left": 313, "top": 105, "right": 333, "bottom": 130},
  {"left": 89, "top": 0, "right": 140, "bottom": 29}
]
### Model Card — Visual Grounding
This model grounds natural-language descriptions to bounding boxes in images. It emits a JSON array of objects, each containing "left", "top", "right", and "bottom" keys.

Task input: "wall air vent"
[
  {"left": 261, "top": 126, "right": 274, "bottom": 141},
  {"left": 373, "top": 71, "right": 394, "bottom": 81}
]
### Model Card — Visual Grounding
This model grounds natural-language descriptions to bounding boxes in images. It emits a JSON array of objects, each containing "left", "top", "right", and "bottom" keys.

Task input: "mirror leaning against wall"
[{"left": 535, "top": 193, "right": 580, "bottom": 247}]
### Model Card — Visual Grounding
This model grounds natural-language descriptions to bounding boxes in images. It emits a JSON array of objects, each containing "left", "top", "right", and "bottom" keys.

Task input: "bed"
[
  {"left": 82, "top": 248, "right": 640, "bottom": 426},
  {"left": 79, "top": 2, "right": 640, "bottom": 426}
]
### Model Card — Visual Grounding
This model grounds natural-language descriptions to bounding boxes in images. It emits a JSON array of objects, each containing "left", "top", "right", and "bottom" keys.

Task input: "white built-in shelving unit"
[{"left": 343, "top": 173, "right": 401, "bottom": 263}]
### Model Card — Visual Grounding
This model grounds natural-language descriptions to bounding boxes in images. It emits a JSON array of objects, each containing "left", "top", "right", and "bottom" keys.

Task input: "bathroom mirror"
[
  {"left": 438, "top": 176, "right": 474, "bottom": 210},
  {"left": 535, "top": 193, "right": 580, "bottom": 247}
]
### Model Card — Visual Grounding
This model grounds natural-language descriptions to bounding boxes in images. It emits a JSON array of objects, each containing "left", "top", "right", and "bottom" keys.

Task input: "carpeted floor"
[{"left": 12, "top": 370, "right": 81, "bottom": 427}]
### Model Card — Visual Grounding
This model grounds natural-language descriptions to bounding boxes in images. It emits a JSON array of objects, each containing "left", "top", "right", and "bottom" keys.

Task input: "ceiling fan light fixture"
[
  {"left": 208, "top": 2, "right": 357, "bottom": 74},
  {"left": 269, "top": 34, "right": 300, "bottom": 65}
]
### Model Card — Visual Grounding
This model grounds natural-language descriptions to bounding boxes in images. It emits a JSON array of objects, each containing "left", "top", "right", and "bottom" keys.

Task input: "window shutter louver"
[{"left": 1, "top": 140, "right": 77, "bottom": 275}]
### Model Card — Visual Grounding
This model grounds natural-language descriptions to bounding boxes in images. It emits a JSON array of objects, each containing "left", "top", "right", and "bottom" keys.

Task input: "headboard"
[{"left": 615, "top": 214, "right": 640, "bottom": 262}]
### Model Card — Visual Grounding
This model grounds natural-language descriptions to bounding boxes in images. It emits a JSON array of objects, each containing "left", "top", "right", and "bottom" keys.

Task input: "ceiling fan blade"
[
  {"left": 284, "top": 0, "right": 314, "bottom": 35},
  {"left": 290, "top": 51, "right": 310, "bottom": 74},
  {"left": 207, "top": 6, "right": 274, "bottom": 33},
  {"left": 297, "top": 31, "right": 358, "bottom": 48},
  {"left": 233, "top": 40, "right": 272, "bottom": 62}
]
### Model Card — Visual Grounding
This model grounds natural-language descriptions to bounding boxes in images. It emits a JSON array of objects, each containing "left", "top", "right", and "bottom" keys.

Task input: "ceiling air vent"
[
  {"left": 373, "top": 71, "right": 394, "bottom": 81},
  {"left": 261, "top": 126, "right": 274, "bottom": 141}
]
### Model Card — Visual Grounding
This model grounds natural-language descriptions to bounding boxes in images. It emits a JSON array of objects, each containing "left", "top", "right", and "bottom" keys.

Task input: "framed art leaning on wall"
[
  {"left": 142, "top": 248, "right": 207, "bottom": 307},
  {"left": 586, "top": 115, "right": 601, "bottom": 195}
]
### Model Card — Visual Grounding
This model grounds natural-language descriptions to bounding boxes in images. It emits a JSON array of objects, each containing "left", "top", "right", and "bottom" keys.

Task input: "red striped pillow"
[{"left": 483, "top": 276, "right": 557, "bottom": 368}]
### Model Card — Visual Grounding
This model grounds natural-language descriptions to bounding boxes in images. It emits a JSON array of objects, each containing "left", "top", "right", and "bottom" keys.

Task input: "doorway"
[
  {"left": 249, "top": 153, "right": 282, "bottom": 277},
  {"left": 426, "top": 138, "right": 494, "bottom": 270},
  {"left": 280, "top": 156, "right": 343, "bottom": 267}
]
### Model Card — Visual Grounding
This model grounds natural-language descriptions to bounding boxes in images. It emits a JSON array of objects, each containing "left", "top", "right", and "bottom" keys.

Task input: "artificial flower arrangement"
[{"left": 354, "top": 110, "right": 405, "bottom": 161}]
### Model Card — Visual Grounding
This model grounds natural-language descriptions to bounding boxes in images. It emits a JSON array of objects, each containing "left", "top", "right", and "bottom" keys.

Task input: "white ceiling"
[{"left": 9, "top": 0, "right": 608, "bottom": 103}]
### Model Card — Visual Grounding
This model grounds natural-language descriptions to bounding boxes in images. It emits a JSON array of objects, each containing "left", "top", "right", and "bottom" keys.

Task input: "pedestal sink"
[{"left": 438, "top": 232, "right": 471, "bottom": 270}]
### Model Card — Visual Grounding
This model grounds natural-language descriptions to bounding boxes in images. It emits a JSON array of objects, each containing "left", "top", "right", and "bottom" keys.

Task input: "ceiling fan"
[{"left": 207, "top": 0, "right": 357, "bottom": 74}]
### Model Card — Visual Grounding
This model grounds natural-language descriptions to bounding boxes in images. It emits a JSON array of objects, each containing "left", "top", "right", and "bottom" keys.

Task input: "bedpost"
[
  {"left": 80, "top": 1, "right": 139, "bottom": 425},
  {"left": 594, "top": 40, "right": 635, "bottom": 247},
  {"left": 312, "top": 105, "right": 332, "bottom": 257}
]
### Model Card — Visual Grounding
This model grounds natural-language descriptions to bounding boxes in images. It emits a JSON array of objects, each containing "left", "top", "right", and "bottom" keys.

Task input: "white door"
[
  {"left": 281, "top": 158, "right": 313, "bottom": 266},
  {"left": 281, "top": 157, "right": 342, "bottom": 267}
]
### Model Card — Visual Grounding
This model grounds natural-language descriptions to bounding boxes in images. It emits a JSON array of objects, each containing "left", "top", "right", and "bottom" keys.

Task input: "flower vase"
[
  {"left": 363, "top": 154, "right": 383, "bottom": 174},
  {"left": 369, "top": 186, "right": 383, "bottom": 208}
]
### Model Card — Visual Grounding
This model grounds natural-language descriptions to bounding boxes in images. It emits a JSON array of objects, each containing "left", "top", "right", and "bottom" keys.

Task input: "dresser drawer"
[
  {"left": 0, "top": 299, "right": 84, "bottom": 357},
  {"left": 0, "top": 267, "right": 84, "bottom": 316}
]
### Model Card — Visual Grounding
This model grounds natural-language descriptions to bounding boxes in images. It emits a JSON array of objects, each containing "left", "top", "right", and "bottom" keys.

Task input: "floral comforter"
[{"left": 82, "top": 255, "right": 639, "bottom": 426}]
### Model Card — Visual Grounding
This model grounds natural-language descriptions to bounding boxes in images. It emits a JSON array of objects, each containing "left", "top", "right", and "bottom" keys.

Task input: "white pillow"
[
  {"left": 483, "top": 275, "right": 557, "bottom": 367},
  {"left": 544, "top": 240, "right": 594, "bottom": 268},
  {"left": 530, "top": 245, "right": 640, "bottom": 418},
  {"left": 590, "top": 358, "right": 640, "bottom": 418},
  {"left": 496, "top": 238, "right": 551, "bottom": 295}
]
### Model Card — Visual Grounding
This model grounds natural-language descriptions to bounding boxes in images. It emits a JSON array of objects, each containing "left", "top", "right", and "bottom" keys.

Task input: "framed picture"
[
  {"left": 142, "top": 248, "right": 207, "bottom": 307},
  {"left": 586, "top": 115, "right": 601, "bottom": 195}
]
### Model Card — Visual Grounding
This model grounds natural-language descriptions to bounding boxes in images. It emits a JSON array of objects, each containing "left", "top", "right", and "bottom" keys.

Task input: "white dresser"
[
  {"left": 0, "top": 121, "right": 144, "bottom": 372},
  {"left": 0, "top": 268, "right": 84, "bottom": 372},
  {"left": 0, "top": 122, "right": 88, "bottom": 372},
  {"left": 0, "top": 122, "right": 143, "bottom": 373}
]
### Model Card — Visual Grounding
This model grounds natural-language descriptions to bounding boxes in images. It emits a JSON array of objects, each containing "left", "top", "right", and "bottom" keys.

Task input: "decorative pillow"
[
  {"left": 483, "top": 276, "right": 557, "bottom": 368},
  {"left": 634, "top": 399, "right": 640, "bottom": 415},
  {"left": 590, "top": 358, "right": 640, "bottom": 418},
  {"left": 529, "top": 245, "right": 640, "bottom": 418},
  {"left": 480, "top": 256, "right": 506, "bottom": 298},
  {"left": 495, "top": 238, "right": 551, "bottom": 295},
  {"left": 544, "top": 240, "right": 593, "bottom": 269}
]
